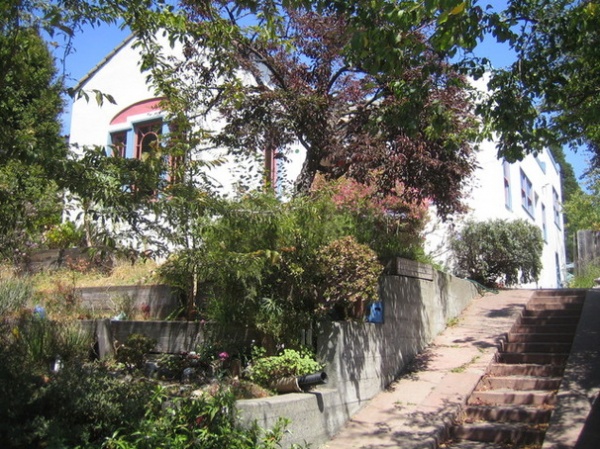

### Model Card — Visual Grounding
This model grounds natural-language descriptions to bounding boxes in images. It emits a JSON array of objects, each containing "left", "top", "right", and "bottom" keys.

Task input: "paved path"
[{"left": 321, "top": 289, "right": 534, "bottom": 449}]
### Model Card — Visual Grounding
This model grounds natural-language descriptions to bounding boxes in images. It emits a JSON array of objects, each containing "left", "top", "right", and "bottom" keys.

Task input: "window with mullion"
[
  {"left": 110, "top": 131, "right": 127, "bottom": 157},
  {"left": 520, "top": 169, "right": 534, "bottom": 217},
  {"left": 503, "top": 160, "right": 512, "bottom": 210},
  {"left": 134, "top": 121, "right": 162, "bottom": 159}
]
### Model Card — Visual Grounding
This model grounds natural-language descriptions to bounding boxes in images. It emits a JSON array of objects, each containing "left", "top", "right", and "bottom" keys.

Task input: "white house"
[
  {"left": 69, "top": 34, "right": 567, "bottom": 288},
  {"left": 69, "top": 34, "right": 305, "bottom": 196},
  {"left": 425, "top": 138, "right": 566, "bottom": 288}
]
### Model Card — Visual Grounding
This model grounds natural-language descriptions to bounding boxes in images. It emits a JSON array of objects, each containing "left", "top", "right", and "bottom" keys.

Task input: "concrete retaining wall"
[
  {"left": 24, "top": 248, "right": 113, "bottom": 273},
  {"left": 238, "top": 269, "right": 479, "bottom": 448},
  {"left": 80, "top": 265, "right": 478, "bottom": 448},
  {"left": 76, "top": 285, "right": 180, "bottom": 320}
]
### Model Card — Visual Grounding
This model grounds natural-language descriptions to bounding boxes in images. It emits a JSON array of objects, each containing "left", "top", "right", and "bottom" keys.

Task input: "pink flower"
[{"left": 218, "top": 352, "right": 229, "bottom": 360}]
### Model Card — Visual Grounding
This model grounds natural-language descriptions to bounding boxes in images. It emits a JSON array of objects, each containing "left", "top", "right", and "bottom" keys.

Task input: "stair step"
[
  {"left": 525, "top": 302, "right": 583, "bottom": 311},
  {"left": 531, "top": 289, "right": 585, "bottom": 297},
  {"left": 447, "top": 442, "right": 514, "bottom": 449},
  {"left": 468, "top": 390, "right": 556, "bottom": 406},
  {"left": 522, "top": 308, "right": 582, "bottom": 318},
  {"left": 502, "top": 341, "right": 573, "bottom": 353},
  {"left": 487, "top": 363, "right": 564, "bottom": 377},
  {"left": 511, "top": 324, "right": 577, "bottom": 334},
  {"left": 517, "top": 315, "right": 581, "bottom": 326},
  {"left": 507, "top": 332, "right": 575, "bottom": 343},
  {"left": 461, "top": 405, "right": 553, "bottom": 424},
  {"left": 528, "top": 294, "right": 584, "bottom": 302},
  {"left": 497, "top": 352, "right": 569, "bottom": 365},
  {"left": 478, "top": 375, "right": 562, "bottom": 391},
  {"left": 451, "top": 422, "right": 546, "bottom": 445}
]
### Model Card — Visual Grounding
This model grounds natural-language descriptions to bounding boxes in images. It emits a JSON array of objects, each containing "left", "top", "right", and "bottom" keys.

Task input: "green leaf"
[{"left": 450, "top": 2, "right": 466, "bottom": 16}]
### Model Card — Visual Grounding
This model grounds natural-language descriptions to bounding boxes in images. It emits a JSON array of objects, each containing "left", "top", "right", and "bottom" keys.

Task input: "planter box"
[
  {"left": 24, "top": 248, "right": 113, "bottom": 273},
  {"left": 76, "top": 285, "right": 180, "bottom": 320},
  {"left": 81, "top": 319, "right": 259, "bottom": 357}
]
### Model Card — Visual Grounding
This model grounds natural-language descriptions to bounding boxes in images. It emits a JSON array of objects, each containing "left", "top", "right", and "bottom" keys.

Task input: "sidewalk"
[{"left": 321, "top": 289, "right": 534, "bottom": 449}]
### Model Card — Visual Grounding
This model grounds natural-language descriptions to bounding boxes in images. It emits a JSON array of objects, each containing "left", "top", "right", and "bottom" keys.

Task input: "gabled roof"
[{"left": 73, "top": 34, "right": 136, "bottom": 92}]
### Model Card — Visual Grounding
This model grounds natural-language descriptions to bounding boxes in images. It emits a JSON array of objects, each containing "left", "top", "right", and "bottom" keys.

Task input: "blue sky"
[{"left": 58, "top": 21, "right": 592, "bottom": 188}]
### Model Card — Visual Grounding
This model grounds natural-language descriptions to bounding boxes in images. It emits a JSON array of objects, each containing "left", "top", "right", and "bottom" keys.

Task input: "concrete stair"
[{"left": 450, "top": 290, "right": 585, "bottom": 448}]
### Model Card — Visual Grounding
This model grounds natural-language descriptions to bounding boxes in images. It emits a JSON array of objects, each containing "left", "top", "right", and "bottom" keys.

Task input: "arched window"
[
  {"left": 135, "top": 121, "right": 162, "bottom": 159},
  {"left": 108, "top": 98, "right": 165, "bottom": 160}
]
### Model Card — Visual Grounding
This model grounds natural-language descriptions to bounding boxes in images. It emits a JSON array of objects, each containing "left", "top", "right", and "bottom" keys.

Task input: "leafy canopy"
[
  {"left": 130, "top": 1, "right": 480, "bottom": 219},
  {"left": 450, "top": 218, "right": 544, "bottom": 288},
  {"left": 0, "top": 21, "right": 64, "bottom": 259}
]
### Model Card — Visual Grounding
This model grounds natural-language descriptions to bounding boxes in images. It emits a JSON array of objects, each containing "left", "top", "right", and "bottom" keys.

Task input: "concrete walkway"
[{"left": 320, "top": 289, "right": 600, "bottom": 449}]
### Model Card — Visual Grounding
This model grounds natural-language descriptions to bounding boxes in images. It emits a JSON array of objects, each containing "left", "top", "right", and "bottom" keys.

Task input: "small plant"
[
  {"left": 447, "top": 316, "right": 460, "bottom": 327},
  {"left": 450, "top": 355, "right": 481, "bottom": 373},
  {"left": 103, "top": 385, "right": 301, "bottom": 449},
  {"left": 248, "top": 348, "right": 323, "bottom": 389},
  {"left": 317, "top": 236, "right": 382, "bottom": 319},
  {"left": 569, "top": 261, "right": 600, "bottom": 288},
  {"left": 0, "top": 277, "right": 31, "bottom": 318},
  {"left": 43, "top": 221, "right": 85, "bottom": 249},
  {"left": 41, "top": 276, "right": 87, "bottom": 320},
  {"left": 114, "top": 293, "right": 135, "bottom": 319},
  {"left": 115, "top": 333, "right": 157, "bottom": 373}
]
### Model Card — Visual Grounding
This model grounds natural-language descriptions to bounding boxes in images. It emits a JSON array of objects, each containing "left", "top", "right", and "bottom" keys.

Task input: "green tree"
[
  {"left": 564, "top": 168, "right": 600, "bottom": 232},
  {"left": 479, "top": 1, "right": 600, "bottom": 166},
  {"left": 0, "top": 0, "right": 183, "bottom": 260},
  {"left": 0, "top": 22, "right": 65, "bottom": 259},
  {"left": 548, "top": 145, "right": 582, "bottom": 261},
  {"left": 450, "top": 218, "right": 544, "bottom": 288},
  {"left": 132, "top": 2, "right": 480, "bottom": 220}
]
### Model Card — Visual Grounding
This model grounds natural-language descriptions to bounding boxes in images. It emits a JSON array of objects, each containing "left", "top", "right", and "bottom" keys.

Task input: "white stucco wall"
[
  {"left": 69, "top": 34, "right": 305, "bottom": 197},
  {"left": 425, "top": 139, "right": 567, "bottom": 288},
  {"left": 70, "top": 37, "right": 160, "bottom": 148}
]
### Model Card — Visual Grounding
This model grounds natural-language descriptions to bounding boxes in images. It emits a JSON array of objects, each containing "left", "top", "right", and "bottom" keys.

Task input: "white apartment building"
[{"left": 425, "top": 138, "right": 566, "bottom": 288}]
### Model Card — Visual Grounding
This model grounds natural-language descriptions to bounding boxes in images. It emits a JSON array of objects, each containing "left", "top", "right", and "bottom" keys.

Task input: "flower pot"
[{"left": 270, "top": 377, "right": 302, "bottom": 393}]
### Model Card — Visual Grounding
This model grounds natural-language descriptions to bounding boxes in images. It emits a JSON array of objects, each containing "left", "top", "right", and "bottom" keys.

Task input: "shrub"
[
  {"left": 115, "top": 333, "right": 157, "bottom": 373},
  {"left": 317, "top": 236, "right": 383, "bottom": 319},
  {"left": 0, "top": 360, "right": 152, "bottom": 449},
  {"left": 450, "top": 218, "right": 544, "bottom": 288},
  {"left": 312, "top": 175, "right": 429, "bottom": 260},
  {"left": 103, "top": 385, "right": 300, "bottom": 449},
  {"left": 43, "top": 221, "right": 85, "bottom": 249},
  {"left": 568, "top": 260, "right": 600, "bottom": 288},
  {"left": 248, "top": 348, "right": 323, "bottom": 389},
  {"left": 159, "top": 191, "right": 349, "bottom": 347}
]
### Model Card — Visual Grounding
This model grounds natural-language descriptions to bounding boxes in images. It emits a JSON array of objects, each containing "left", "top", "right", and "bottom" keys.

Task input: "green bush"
[
  {"left": 317, "top": 236, "right": 383, "bottom": 319},
  {"left": 103, "top": 385, "right": 301, "bottom": 449},
  {"left": 569, "top": 261, "right": 600, "bottom": 288},
  {"left": 0, "top": 293, "right": 147, "bottom": 448},
  {"left": 159, "top": 191, "right": 349, "bottom": 347},
  {"left": 159, "top": 186, "right": 420, "bottom": 347},
  {"left": 249, "top": 348, "right": 323, "bottom": 389},
  {"left": 0, "top": 360, "right": 152, "bottom": 449},
  {"left": 115, "top": 333, "right": 157, "bottom": 373},
  {"left": 44, "top": 221, "right": 85, "bottom": 249},
  {"left": 450, "top": 218, "right": 544, "bottom": 288}
]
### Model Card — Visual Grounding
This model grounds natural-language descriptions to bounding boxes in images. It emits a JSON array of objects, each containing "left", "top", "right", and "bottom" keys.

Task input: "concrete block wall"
[
  {"left": 237, "top": 269, "right": 479, "bottom": 448},
  {"left": 81, "top": 319, "right": 208, "bottom": 356},
  {"left": 76, "top": 285, "right": 180, "bottom": 319}
]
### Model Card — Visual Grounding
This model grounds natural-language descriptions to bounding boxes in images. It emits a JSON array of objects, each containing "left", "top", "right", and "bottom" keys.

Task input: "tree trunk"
[{"left": 293, "top": 148, "right": 321, "bottom": 195}]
